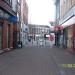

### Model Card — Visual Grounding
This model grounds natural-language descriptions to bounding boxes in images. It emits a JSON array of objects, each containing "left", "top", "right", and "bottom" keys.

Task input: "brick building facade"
[{"left": 0, "top": 0, "right": 17, "bottom": 51}]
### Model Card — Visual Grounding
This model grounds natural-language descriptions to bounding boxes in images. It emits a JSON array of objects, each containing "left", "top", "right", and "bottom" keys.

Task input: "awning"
[
  {"left": 54, "top": 25, "right": 63, "bottom": 31},
  {"left": 61, "top": 16, "right": 75, "bottom": 28}
]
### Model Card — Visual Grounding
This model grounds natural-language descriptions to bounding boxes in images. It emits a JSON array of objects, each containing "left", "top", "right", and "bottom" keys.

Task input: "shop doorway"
[
  {"left": 13, "top": 31, "right": 17, "bottom": 49},
  {"left": 67, "top": 26, "right": 73, "bottom": 49},
  {"left": 7, "top": 24, "right": 10, "bottom": 48},
  {"left": 0, "top": 24, "right": 3, "bottom": 49}
]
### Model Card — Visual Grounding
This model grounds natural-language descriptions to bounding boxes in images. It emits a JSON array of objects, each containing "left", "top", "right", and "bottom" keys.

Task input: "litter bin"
[{"left": 17, "top": 41, "right": 22, "bottom": 48}]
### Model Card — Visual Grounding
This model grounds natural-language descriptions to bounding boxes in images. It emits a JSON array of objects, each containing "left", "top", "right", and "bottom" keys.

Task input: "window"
[
  {"left": 0, "top": 9, "right": 4, "bottom": 17},
  {"left": 0, "top": 9, "right": 10, "bottom": 19},
  {"left": 18, "top": 0, "right": 20, "bottom": 3},
  {"left": 4, "top": 0, "right": 12, "bottom": 5}
]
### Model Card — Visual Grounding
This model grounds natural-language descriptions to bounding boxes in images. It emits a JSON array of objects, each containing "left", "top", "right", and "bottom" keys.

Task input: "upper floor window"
[
  {"left": 18, "top": 0, "right": 20, "bottom": 3},
  {"left": 63, "top": 0, "right": 66, "bottom": 4},
  {"left": 4, "top": 0, "right": 12, "bottom": 5}
]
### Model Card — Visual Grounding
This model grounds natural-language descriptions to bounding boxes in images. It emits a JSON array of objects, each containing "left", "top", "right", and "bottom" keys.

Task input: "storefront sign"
[{"left": 9, "top": 16, "right": 17, "bottom": 23}]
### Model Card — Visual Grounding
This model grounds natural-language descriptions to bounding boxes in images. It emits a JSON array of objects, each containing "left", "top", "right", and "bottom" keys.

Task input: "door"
[
  {"left": 13, "top": 31, "right": 17, "bottom": 49},
  {"left": 7, "top": 24, "right": 10, "bottom": 48},
  {"left": 0, "top": 24, "right": 2, "bottom": 49},
  {"left": 63, "top": 28, "right": 68, "bottom": 48}
]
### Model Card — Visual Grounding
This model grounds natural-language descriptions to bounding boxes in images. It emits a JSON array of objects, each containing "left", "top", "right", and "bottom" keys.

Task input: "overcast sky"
[{"left": 26, "top": 0, "right": 56, "bottom": 25}]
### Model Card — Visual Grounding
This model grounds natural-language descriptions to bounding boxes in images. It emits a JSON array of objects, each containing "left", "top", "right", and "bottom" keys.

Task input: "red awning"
[{"left": 54, "top": 25, "right": 63, "bottom": 31}]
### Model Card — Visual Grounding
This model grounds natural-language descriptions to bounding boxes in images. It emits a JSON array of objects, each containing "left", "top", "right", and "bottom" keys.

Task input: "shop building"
[
  {"left": 28, "top": 24, "right": 50, "bottom": 42},
  {"left": 55, "top": 0, "right": 75, "bottom": 53},
  {"left": 55, "top": 0, "right": 60, "bottom": 46},
  {"left": 20, "top": 0, "right": 29, "bottom": 46},
  {"left": 17, "top": 0, "right": 21, "bottom": 43},
  {"left": 0, "top": 0, "right": 17, "bottom": 50}
]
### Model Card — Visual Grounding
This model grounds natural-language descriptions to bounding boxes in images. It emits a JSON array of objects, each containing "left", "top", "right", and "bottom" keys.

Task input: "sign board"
[{"left": 9, "top": 16, "right": 17, "bottom": 23}]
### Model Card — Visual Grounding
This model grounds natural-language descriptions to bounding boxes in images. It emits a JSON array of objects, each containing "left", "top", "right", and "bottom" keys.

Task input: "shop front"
[
  {"left": 0, "top": 8, "right": 17, "bottom": 50},
  {"left": 61, "top": 16, "right": 75, "bottom": 52}
]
